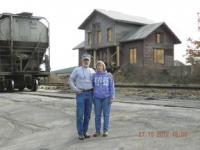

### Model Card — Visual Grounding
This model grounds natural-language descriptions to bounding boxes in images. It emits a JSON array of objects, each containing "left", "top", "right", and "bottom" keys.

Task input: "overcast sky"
[{"left": 1, "top": 0, "right": 200, "bottom": 70}]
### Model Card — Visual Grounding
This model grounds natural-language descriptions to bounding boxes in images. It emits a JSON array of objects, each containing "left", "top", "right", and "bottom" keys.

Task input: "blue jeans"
[
  {"left": 76, "top": 91, "right": 93, "bottom": 136},
  {"left": 94, "top": 98, "right": 111, "bottom": 133}
]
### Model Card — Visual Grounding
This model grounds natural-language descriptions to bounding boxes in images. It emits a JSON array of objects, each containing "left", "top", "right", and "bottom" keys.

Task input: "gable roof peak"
[{"left": 79, "top": 9, "right": 154, "bottom": 29}]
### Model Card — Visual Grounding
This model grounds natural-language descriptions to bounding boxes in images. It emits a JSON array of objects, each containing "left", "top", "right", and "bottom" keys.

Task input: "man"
[{"left": 69, "top": 53, "right": 95, "bottom": 140}]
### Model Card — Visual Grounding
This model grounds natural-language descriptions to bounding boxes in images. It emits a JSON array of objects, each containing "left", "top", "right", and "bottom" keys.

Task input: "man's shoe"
[
  {"left": 84, "top": 133, "right": 91, "bottom": 138},
  {"left": 103, "top": 131, "right": 108, "bottom": 137},
  {"left": 78, "top": 135, "right": 84, "bottom": 140},
  {"left": 93, "top": 132, "right": 101, "bottom": 137}
]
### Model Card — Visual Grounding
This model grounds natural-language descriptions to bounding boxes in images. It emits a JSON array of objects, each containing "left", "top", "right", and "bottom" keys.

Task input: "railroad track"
[
  {"left": 40, "top": 83, "right": 65, "bottom": 86},
  {"left": 20, "top": 90, "right": 200, "bottom": 110},
  {"left": 116, "top": 83, "right": 200, "bottom": 89},
  {"left": 40, "top": 83, "right": 200, "bottom": 90}
]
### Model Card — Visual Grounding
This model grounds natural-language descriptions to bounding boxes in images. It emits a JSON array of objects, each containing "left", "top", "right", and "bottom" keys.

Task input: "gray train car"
[{"left": 0, "top": 12, "right": 50, "bottom": 91}]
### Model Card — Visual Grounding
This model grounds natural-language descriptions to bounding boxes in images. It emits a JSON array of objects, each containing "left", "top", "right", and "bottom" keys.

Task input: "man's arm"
[{"left": 68, "top": 69, "right": 82, "bottom": 93}]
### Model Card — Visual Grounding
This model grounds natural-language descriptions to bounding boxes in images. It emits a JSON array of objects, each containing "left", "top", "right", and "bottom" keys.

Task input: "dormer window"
[{"left": 107, "top": 28, "right": 112, "bottom": 42}]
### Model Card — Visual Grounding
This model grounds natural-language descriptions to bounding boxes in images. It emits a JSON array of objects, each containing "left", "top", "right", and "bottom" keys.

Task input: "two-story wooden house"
[{"left": 73, "top": 9, "right": 181, "bottom": 70}]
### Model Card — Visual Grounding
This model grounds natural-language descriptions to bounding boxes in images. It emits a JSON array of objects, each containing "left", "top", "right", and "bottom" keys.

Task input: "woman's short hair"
[{"left": 96, "top": 60, "right": 106, "bottom": 71}]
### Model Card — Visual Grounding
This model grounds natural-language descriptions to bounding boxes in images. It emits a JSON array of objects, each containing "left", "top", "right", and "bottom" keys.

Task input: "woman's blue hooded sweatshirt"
[{"left": 93, "top": 71, "right": 115, "bottom": 99}]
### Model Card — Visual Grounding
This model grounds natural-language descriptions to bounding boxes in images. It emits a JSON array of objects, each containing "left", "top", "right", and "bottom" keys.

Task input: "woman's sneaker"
[
  {"left": 78, "top": 135, "right": 85, "bottom": 140},
  {"left": 84, "top": 133, "right": 91, "bottom": 138},
  {"left": 93, "top": 132, "right": 101, "bottom": 137},
  {"left": 103, "top": 131, "right": 108, "bottom": 137}
]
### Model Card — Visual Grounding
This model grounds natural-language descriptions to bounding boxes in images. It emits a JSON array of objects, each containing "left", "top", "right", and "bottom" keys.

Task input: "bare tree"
[{"left": 186, "top": 37, "right": 200, "bottom": 65}]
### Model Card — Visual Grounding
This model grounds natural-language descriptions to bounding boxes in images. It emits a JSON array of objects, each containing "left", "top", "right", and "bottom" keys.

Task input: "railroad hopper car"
[{"left": 0, "top": 12, "right": 50, "bottom": 91}]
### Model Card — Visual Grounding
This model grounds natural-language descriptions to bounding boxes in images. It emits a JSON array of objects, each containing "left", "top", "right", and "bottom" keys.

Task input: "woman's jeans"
[
  {"left": 76, "top": 91, "right": 93, "bottom": 136},
  {"left": 94, "top": 98, "right": 111, "bottom": 133}
]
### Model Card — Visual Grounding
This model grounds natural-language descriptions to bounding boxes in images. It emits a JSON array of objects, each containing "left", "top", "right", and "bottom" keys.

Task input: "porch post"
[
  {"left": 116, "top": 46, "right": 120, "bottom": 66},
  {"left": 93, "top": 49, "right": 96, "bottom": 68},
  {"left": 107, "top": 48, "right": 110, "bottom": 67}
]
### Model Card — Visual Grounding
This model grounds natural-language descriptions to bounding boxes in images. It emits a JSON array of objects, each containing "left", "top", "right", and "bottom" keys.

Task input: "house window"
[
  {"left": 96, "top": 31, "right": 102, "bottom": 44},
  {"left": 130, "top": 48, "right": 137, "bottom": 64},
  {"left": 156, "top": 33, "right": 161, "bottom": 43},
  {"left": 154, "top": 48, "right": 164, "bottom": 64},
  {"left": 107, "top": 28, "right": 112, "bottom": 42},
  {"left": 88, "top": 32, "right": 92, "bottom": 46}
]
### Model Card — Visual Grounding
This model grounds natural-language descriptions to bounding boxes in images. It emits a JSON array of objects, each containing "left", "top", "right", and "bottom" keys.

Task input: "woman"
[{"left": 93, "top": 61, "right": 115, "bottom": 137}]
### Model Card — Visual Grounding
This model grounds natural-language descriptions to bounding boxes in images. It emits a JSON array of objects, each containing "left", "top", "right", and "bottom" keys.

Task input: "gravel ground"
[{"left": 0, "top": 89, "right": 200, "bottom": 150}]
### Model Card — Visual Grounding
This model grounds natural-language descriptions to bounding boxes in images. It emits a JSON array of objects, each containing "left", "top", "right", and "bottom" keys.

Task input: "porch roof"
[
  {"left": 120, "top": 22, "right": 181, "bottom": 44},
  {"left": 72, "top": 41, "right": 85, "bottom": 50}
]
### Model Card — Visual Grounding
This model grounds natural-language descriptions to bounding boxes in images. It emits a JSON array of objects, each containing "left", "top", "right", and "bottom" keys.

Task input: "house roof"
[
  {"left": 79, "top": 9, "right": 154, "bottom": 29},
  {"left": 120, "top": 22, "right": 181, "bottom": 44},
  {"left": 72, "top": 41, "right": 85, "bottom": 50}
]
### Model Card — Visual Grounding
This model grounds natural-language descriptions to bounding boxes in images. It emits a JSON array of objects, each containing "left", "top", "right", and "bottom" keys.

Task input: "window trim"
[
  {"left": 107, "top": 28, "right": 112, "bottom": 42},
  {"left": 129, "top": 48, "right": 137, "bottom": 64},
  {"left": 153, "top": 48, "right": 164, "bottom": 64},
  {"left": 96, "top": 31, "right": 102, "bottom": 44},
  {"left": 156, "top": 33, "right": 161, "bottom": 44},
  {"left": 88, "top": 32, "right": 92, "bottom": 46}
]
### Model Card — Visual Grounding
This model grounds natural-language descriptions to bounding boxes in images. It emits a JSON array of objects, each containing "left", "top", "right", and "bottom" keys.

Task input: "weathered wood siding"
[
  {"left": 84, "top": 13, "right": 116, "bottom": 49},
  {"left": 120, "top": 40, "right": 144, "bottom": 67},
  {"left": 79, "top": 13, "right": 178, "bottom": 69},
  {"left": 143, "top": 25, "right": 174, "bottom": 66}
]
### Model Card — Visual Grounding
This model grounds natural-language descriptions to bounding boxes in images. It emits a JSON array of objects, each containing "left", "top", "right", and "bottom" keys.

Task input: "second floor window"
[
  {"left": 96, "top": 31, "right": 102, "bottom": 44},
  {"left": 154, "top": 48, "right": 164, "bottom": 64},
  {"left": 107, "top": 28, "right": 112, "bottom": 42},
  {"left": 88, "top": 32, "right": 92, "bottom": 46},
  {"left": 130, "top": 48, "right": 137, "bottom": 64},
  {"left": 156, "top": 33, "right": 161, "bottom": 43}
]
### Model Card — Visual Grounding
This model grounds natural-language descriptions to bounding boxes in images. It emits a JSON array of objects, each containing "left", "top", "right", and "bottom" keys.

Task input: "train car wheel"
[
  {"left": 31, "top": 79, "right": 38, "bottom": 91},
  {"left": 7, "top": 80, "right": 15, "bottom": 91}
]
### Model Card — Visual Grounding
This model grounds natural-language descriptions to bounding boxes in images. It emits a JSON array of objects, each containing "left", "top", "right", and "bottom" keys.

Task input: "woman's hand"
[{"left": 109, "top": 98, "right": 113, "bottom": 104}]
